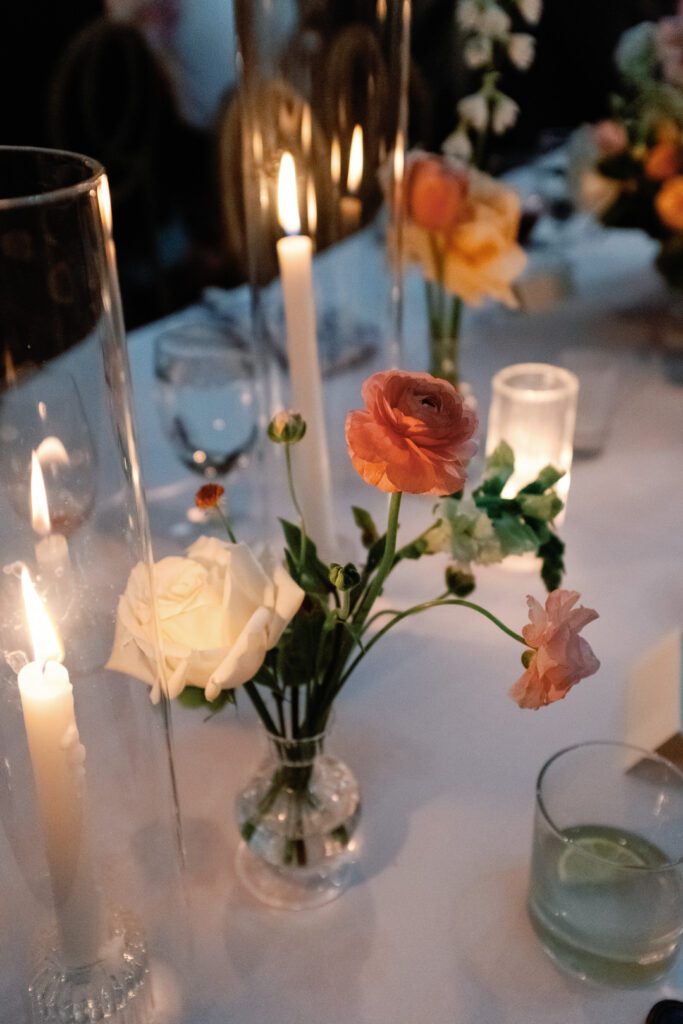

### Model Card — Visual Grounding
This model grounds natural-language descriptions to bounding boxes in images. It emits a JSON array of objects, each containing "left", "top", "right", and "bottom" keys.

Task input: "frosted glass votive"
[{"left": 486, "top": 363, "right": 579, "bottom": 507}]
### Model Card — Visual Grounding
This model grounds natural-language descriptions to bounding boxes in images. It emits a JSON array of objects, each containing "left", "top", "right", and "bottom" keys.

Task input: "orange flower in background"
[
  {"left": 509, "top": 590, "right": 600, "bottom": 710},
  {"left": 656, "top": 175, "right": 683, "bottom": 230},
  {"left": 406, "top": 154, "right": 468, "bottom": 233},
  {"left": 345, "top": 370, "right": 478, "bottom": 495},
  {"left": 645, "top": 142, "right": 683, "bottom": 181}
]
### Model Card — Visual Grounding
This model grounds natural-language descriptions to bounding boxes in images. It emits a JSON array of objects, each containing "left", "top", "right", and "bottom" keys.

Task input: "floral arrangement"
[
  {"left": 576, "top": 8, "right": 683, "bottom": 288},
  {"left": 402, "top": 153, "right": 527, "bottom": 385},
  {"left": 110, "top": 371, "right": 598, "bottom": 884},
  {"left": 111, "top": 370, "right": 597, "bottom": 718},
  {"left": 397, "top": 0, "right": 541, "bottom": 388}
]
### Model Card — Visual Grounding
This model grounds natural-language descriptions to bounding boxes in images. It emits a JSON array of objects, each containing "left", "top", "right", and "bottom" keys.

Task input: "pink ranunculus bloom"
[
  {"left": 345, "top": 370, "right": 478, "bottom": 495},
  {"left": 510, "top": 590, "right": 600, "bottom": 710},
  {"left": 657, "top": 16, "right": 683, "bottom": 88},
  {"left": 593, "top": 120, "right": 629, "bottom": 156}
]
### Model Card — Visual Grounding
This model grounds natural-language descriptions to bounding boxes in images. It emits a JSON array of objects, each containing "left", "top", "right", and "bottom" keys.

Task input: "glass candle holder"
[
  {"left": 229, "top": 0, "right": 410, "bottom": 555},
  {"left": 528, "top": 742, "right": 683, "bottom": 987},
  {"left": 0, "top": 148, "right": 185, "bottom": 1024},
  {"left": 486, "top": 363, "right": 579, "bottom": 507}
]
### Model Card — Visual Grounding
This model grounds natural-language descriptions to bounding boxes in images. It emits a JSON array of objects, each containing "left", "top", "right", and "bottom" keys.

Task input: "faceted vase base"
[
  {"left": 29, "top": 908, "right": 152, "bottom": 1024},
  {"left": 235, "top": 840, "right": 357, "bottom": 909}
]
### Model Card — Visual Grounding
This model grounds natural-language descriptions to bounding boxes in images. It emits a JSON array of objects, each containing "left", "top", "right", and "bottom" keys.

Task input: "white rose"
[
  {"left": 508, "top": 33, "right": 536, "bottom": 70},
  {"left": 458, "top": 92, "right": 489, "bottom": 132},
  {"left": 517, "top": 0, "right": 542, "bottom": 25},
  {"left": 492, "top": 93, "right": 519, "bottom": 134},
  {"left": 107, "top": 536, "right": 305, "bottom": 702}
]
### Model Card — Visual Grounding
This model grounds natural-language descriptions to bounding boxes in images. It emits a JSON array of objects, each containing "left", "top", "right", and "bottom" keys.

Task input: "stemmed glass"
[{"left": 154, "top": 319, "right": 259, "bottom": 535}]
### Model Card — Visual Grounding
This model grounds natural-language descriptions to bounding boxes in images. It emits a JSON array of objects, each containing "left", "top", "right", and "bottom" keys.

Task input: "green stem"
[
  {"left": 291, "top": 683, "right": 300, "bottom": 738},
  {"left": 339, "top": 597, "right": 526, "bottom": 687},
  {"left": 216, "top": 505, "right": 237, "bottom": 544},
  {"left": 244, "top": 680, "right": 279, "bottom": 735},
  {"left": 285, "top": 443, "right": 308, "bottom": 568},
  {"left": 355, "top": 493, "right": 402, "bottom": 629}
]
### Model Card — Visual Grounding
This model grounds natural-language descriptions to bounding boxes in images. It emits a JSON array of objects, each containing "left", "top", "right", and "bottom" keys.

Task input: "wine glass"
[{"left": 154, "top": 320, "right": 259, "bottom": 533}]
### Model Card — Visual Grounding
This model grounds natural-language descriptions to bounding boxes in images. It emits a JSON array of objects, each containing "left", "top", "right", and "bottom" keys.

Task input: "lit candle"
[
  {"left": 31, "top": 449, "right": 70, "bottom": 577},
  {"left": 276, "top": 152, "right": 335, "bottom": 559},
  {"left": 18, "top": 567, "right": 102, "bottom": 967},
  {"left": 340, "top": 124, "right": 363, "bottom": 235}
]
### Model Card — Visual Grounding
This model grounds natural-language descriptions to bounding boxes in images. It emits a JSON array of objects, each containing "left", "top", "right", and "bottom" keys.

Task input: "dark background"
[{"left": 1, "top": 0, "right": 677, "bottom": 328}]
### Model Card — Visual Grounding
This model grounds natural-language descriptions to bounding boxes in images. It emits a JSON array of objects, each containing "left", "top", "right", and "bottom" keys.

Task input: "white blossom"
[
  {"left": 458, "top": 92, "right": 489, "bottom": 132},
  {"left": 443, "top": 126, "right": 473, "bottom": 162},
  {"left": 457, "top": 0, "right": 483, "bottom": 32},
  {"left": 517, "top": 0, "right": 542, "bottom": 24},
  {"left": 464, "top": 34, "right": 493, "bottom": 68},
  {"left": 508, "top": 33, "right": 536, "bottom": 70},
  {"left": 480, "top": 4, "right": 511, "bottom": 37},
  {"left": 492, "top": 93, "right": 519, "bottom": 134}
]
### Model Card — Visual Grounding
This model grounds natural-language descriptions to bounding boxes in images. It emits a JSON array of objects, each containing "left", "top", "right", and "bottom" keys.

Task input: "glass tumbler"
[{"left": 528, "top": 741, "right": 683, "bottom": 987}]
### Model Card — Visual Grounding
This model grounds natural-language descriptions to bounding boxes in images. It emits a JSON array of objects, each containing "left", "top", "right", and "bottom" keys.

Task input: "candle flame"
[
  {"left": 307, "top": 178, "right": 318, "bottom": 236},
  {"left": 347, "top": 125, "right": 364, "bottom": 194},
  {"left": 21, "top": 566, "right": 64, "bottom": 664},
  {"left": 31, "top": 451, "right": 51, "bottom": 537},
  {"left": 277, "top": 152, "right": 301, "bottom": 236},
  {"left": 330, "top": 136, "right": 341, "bottom": 187}
]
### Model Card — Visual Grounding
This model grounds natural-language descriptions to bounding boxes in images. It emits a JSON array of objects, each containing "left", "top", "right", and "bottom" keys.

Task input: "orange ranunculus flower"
[
  {"left": 345, "top": 370, "right": 478, "bottom": 495},
  {"left": 656, "top": 175, "right": 683, "bottom": 231},
  {"left": 509, "top": 590, "right": 600, "bottom": 710},
  {"left": 405, "top": 153, "right": 468, "bottom": 233},
  {"left": 645, "top": 142, "right": 683, "bottom": 181},
  {"left": 403, "top": 168, "right": 527, "bottom": 306}
]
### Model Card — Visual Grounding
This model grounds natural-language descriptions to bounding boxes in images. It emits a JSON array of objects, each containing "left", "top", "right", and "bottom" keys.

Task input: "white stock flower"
[
  {"left": 492, "top": 93, "right": 519, "bottom": 134},
  {"left": 443, "top": 126, "right": 473, "bottom": 161},
  {"left": 517, "top": 0, "right": 542, "bottom": 25},
  {"left": 508, "top": 33, "right": 536, "bottom": 70},
  {"left": 108, "top": 536, "right": 305, "bottom": 702},
  {"left": 480, "top": 4, "right": 511, "bottom": 37},
  {"left": 457, "top": 0, "right": 483, "bottom": 32},
  {"left": 458, "top": 91, "right": 489, "bottom": 132},
  {"left": 465, "top": 34, "right": 493, "bottom": 68}
]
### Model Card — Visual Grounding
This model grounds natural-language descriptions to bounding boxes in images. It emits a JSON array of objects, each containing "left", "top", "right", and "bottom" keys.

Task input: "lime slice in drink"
[{"left": 558, "top": 834, "right": 647, "bottom": 885}]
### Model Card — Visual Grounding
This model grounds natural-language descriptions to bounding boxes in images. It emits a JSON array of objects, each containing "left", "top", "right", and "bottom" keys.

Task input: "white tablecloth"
[{"left": 129, "top": 224, "right": 683, "bottom": 1024}]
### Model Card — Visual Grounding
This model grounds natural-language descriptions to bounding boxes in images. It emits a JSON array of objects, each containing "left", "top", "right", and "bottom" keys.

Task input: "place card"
[{"left": 627, "top": 630, "right": 683, "bottom": 766}]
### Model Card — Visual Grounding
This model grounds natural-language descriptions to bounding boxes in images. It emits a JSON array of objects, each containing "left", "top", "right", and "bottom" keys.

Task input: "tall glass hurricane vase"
[{"left": 0, "top": 148, "right": 185, "bottom": 1024}]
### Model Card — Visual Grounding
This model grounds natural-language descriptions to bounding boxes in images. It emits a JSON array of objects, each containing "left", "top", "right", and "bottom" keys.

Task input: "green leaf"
[
  {"left": 538, "top": 533, "right": 566, "bottom": 592},
  {"left": 279, "top": 518, "right": 334, "bottom": 595},
  {"left": 177, "top": 685, "right": 235, "bottom": 714},
  {"left": 519, "top": 492, "right": 564, "bottom": 522},
  {"left": 486, "top": 440, "right": 514, "bottom": 475},
  {"left": 394, "top": 536, "right": 428, "bottom": 562},
  {"left": 518, "top": 465, "right": 565, "bottom": 495},
  {"left": 365, "top": 533, "right": 387, "bottom": 575},
  {"left": 351, "top": 506, "right": 379, "bottom": 548},
  {"left": 492, "top": 515, "right": 538, "bottom": 556},
  {"left": 277, "top": 603, "right": 328, "bottom": 688}
]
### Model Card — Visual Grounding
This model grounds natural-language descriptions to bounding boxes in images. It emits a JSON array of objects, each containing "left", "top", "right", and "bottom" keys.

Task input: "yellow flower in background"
[{"left": 656, "top": 175, "right": 683, "bottom": 230}]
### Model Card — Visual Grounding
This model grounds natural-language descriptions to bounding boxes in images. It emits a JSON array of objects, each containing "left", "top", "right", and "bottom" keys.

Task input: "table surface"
[{"left": 128, "top": 220, "right": 683, "bottom": 1024}]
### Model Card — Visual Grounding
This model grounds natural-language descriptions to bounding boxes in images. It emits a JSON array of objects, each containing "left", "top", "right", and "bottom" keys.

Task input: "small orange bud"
[{"left": 195, "top": 483, "right": 225, "bottom": 509}]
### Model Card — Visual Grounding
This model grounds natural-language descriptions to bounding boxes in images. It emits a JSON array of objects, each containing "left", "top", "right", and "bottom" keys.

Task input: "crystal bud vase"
[{"left": 235, "top": 723, "right": 361, "bottom": 909}]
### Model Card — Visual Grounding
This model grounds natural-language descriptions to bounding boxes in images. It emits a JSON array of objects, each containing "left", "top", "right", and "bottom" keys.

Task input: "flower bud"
[
  {"left": 445, "top": 565, "right": 475, "bottom": 597},
  {"left": 195, "top": 483, "right": 225, "bottom": 509},
  {"left": 521, "top": 649, "right": 535, "bottom": 669},
  {"left": 267, "top": 410, "right": 307, "bottom": 445},
  {"left": 329, "top": 562, "right": 361, "bottom": 591}
]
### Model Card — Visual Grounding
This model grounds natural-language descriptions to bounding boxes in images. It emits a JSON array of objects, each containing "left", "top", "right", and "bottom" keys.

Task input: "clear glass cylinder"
[
  {"left": 485, "top": 362, "right": 578, "bottom": 506},
  {"left": 0, "top": 148, "right": 186, "bottom": 1023},
  {"left": 229, "top": 0, "right": 410, "bottom": 551},
  {"left": 528, "top": 741, "right": 683, "bottom": 987}
]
